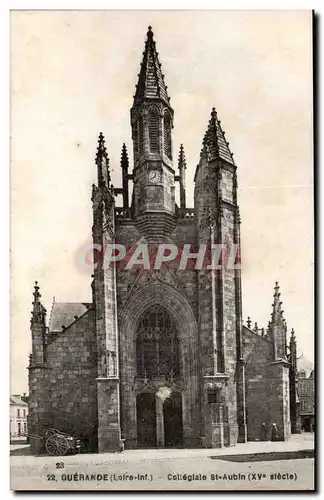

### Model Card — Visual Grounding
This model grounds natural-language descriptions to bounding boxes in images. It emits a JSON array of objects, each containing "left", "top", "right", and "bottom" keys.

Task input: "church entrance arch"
[
  {"left": 135, "top": 304, "right": 183, "bottom": 447},
  {"left": 119, "top": 280, "right": 199, "bottom": 449}
]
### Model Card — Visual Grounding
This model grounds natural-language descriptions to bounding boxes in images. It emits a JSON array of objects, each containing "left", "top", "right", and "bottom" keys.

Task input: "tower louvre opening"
[
  {"left": 138, "top": 116, "right": 144, "bottom": 154},
  {"left": 148, "top": 108, "right": 159, "bottom": 153},
  {"left": 163, "top": 112, "right": 172, "bottom": 159}
]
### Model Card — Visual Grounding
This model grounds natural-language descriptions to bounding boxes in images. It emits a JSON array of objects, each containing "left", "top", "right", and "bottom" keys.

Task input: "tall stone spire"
[
  {"left": 178, "top": 144, "right": 186, "bottom": 209},
  {"left": 270, "top": 281, "right": 287, "bottom": 360},
  {"left": 204, "top": 108, "right": 235, "bottom": 166},
  {"left": 130, "top": 26, "right": 175, "bottom": 219},
  {"left": 95, "top": 132, "right": 111, "bottom": 188},
  {"left": 194, "top": 105, "right": 246, "bottom": 443},
  {"left": 134, "top": 26, "right": 170, "bottom": 105}
]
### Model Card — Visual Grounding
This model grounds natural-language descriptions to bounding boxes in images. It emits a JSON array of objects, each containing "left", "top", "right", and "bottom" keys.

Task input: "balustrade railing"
[{"left": 176, "top": 208, "right": 195, "bottom": 220}]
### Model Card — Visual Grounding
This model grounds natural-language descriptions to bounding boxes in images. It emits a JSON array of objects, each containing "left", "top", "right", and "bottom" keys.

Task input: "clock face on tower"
[{"left": 148, "top": 170, "right": 162, "bottom": 184}]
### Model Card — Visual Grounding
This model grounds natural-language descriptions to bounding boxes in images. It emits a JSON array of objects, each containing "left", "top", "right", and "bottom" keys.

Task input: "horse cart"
[
  {"left": 44, "top": 428, "right": 81, "bottom": 456},
  {"left": 29, "top": 428, "right": 82, "bottom": 456}
]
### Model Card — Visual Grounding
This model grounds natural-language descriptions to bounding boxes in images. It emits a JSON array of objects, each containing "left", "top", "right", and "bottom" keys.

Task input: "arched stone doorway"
[
  {"left": 136, "top": 390, "right": 184, "bottom": 448},
  {"left": 119, "top": 280, "right": 200, "bottom": 449},
  {"left": 135, "top": 305, "right": 183, "bottom": 448}
]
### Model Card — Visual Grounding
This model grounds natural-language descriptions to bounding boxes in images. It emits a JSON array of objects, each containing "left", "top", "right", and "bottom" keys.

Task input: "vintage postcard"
[{"left": 10, "top": 10, "right": 314, "bottom": 491}]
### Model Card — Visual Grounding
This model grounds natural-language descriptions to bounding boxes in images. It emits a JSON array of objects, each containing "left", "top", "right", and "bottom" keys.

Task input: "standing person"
[
  {"left": 271, "top": 422, "right": 278, "bottom": 441},
  {"left": 260, "top": 422, "right": 268, "bottom": 441}
]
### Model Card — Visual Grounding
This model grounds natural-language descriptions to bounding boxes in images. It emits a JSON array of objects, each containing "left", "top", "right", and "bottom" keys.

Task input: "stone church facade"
[{"left": 28, "top": 27, "right": 300, "bottom": 453}]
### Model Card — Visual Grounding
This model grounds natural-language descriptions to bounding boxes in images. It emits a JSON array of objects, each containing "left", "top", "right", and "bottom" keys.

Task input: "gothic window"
[
  {"left": 148, "top": 108, "right": 159, "bottom": 153},
  {"left": 136, "top": 305, "right": 180, "bottom": 379},
  {"left": 163, "top": 111, "right": 172, "bottom": 159},
  {"left": 138, "top": 116, "right": 144, "bottom": 154}
]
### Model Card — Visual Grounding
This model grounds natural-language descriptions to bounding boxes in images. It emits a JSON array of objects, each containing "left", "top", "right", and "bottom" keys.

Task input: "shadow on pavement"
[
  {"left": 10, "top": 446, "right": 33, "bottom": 456},
  {"left": 210, "top": 449, "right": 314, "bottom": 462}
]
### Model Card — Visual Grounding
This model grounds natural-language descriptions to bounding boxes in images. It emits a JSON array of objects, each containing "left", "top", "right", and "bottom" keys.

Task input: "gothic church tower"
[
  {"left": 194, "top": 109, "right": 246, "bottom": 445},
  {"left": 27, "top": 26, "right": 294, "bottom": 455},
  {"left": 131, "top": 26, "right": 175, "bottom": 217}
]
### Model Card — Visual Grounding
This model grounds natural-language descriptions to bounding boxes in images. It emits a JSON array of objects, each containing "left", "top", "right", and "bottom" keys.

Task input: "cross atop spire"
[
  {"left": 134, "top": 26, "right": 170, "bottom": 105},
  {"left": 95, "top": 132, "right": 111, "bottom": 188},
  {"left": 203, "top": 108, "right": 235, "bottom": 165}
]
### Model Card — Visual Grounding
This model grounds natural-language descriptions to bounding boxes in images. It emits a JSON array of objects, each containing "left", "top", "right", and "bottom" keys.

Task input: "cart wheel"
[{"left": 45, "top": 433, "right": 69, "bottom": 456}]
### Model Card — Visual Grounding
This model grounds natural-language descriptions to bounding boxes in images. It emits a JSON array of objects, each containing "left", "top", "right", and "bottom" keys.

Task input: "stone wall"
[
  {"left": 244, "top": 330, "right": 273, "bottom": 441},
  {"left": 244, "top": 327, "right": 291, "bottom": 442},
  {"left": 222, "top": 205, "right": 239, "bottom": 445},
  {"left": 268, "top": 361, "right": 291, "bottom": 441},
  {"left": 44, "top": 309, "right": 97, "bottom": 451},
  {"left": 28, "top": 365, "right": 49, "bottom": 454}
]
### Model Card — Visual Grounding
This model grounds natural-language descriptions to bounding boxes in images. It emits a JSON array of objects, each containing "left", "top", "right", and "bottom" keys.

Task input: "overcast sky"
[{"left": 11, "top": 10, "right": 313, "bottom": 394}]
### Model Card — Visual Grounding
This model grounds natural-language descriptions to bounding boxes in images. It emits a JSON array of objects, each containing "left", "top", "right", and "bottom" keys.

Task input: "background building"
[
  {"left": 298, "top": 369, "right": 315, "bottom": 432},
  {"left": 10, "top": 395, "right": 28, "bottom": 440}
]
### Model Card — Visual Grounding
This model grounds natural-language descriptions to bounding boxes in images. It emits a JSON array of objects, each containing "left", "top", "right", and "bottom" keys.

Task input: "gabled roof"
[
  {"left": 204, "top": 108, "right": 235, "bottom": 166},
  {"left": 48, "top": 302, "right": 91, "bottom": 332},
  {"left": 134, "top": 26, "right": 170, "bottom": 105},
  {"left": 10, "top": 395, "right": 28, "bottom": 406}
]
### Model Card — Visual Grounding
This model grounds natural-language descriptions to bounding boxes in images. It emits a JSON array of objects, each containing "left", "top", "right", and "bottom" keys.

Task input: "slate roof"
[
  {"left": 48, "top": 302, "right": 91, "bottom": 332},
  {"left": 10, "top": 395, "right": 28, "bottom": 406},
  {"left": 204, "top": 108, "right": 235, "bottom": 166},
  {"left": 134, "top": 26, "right": 170, "bottom": 105}
]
